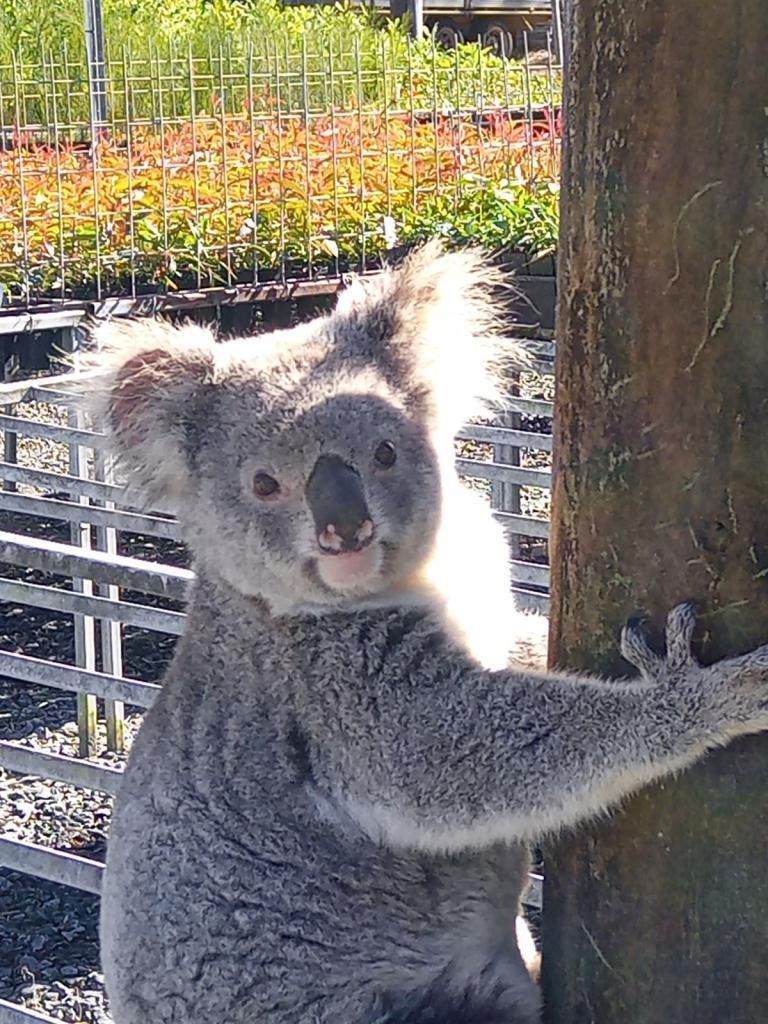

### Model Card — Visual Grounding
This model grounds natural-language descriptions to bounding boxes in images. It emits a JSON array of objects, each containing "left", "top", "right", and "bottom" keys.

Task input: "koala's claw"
[
  {"left": 620, "top": 602, "right": 699, "bottom": 681},
  {"left": 620, "top": 617, "right": 663, "bottom": 679},
  {"left": 665, "top": 601, "right": 699, "bottom": 670}
]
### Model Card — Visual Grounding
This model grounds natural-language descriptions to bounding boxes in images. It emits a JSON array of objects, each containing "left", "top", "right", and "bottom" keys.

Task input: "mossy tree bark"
[{"left": 543, "top": 1, "right": 768, "bottom": 1021}]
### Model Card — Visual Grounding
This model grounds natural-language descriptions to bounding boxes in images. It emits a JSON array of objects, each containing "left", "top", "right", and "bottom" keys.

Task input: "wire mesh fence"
[{"left": 0, "top": 24, "right": 561, "bottom": 308}]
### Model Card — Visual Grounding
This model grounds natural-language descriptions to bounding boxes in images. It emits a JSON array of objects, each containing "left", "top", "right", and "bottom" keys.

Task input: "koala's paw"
[
  {"left": 623, "top": 604, "right": 768, "bottom": 737},
  {"left": 620, "top": 601, "right": 698, "bottom": 683},
  {"left": 705, "top": 640, "right": 768, "bottom": 732}
]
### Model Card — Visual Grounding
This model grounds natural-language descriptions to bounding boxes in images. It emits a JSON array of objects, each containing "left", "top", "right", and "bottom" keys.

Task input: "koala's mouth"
[
  {"left": 303, "top": 537, "right": 398, "bottom": 598},
  {"left": 314, "top": 543, "right": 380, "bottom": 591}
]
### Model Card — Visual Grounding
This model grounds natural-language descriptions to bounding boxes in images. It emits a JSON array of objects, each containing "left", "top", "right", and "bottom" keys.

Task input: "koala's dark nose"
[{"left": 305, "top": 455, "right": 375, "bottom": 554}]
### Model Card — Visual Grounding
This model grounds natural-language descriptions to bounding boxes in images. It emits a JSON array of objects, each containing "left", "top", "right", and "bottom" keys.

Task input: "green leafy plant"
[{"left": 400, "top": 179, "right": 559, "bottom": 260}]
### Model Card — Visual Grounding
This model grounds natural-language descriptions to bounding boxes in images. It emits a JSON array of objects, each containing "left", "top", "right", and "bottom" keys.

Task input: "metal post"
[
  {"left": 550, "top": 0, "right": 564, "bottom": 66},
  {"left": 94, "top": 447, "right": 125, "bottom": 753},
  {"left": 389, "top": 0, "right": 409, "bottom": 21},
  {"left": 83, "top": 0, "right": 108, "bottom": 132},
  {"left": 493, "top": 378, "right": 523, "bottom": 560},
  {"left": 407, "top": 0, "right": 423, "bottom": 38},
  {"left": 62, "top": 327, "right": 98, "bottom": 759},
  {"left": 3, "top": 353, "right": 18, "bottom": 493},
  {"left": 81, "top": 321, "right": 124, "bottom": 752},
  {"left": 68, "top": 407, "right": 99, "bottom": 758}
]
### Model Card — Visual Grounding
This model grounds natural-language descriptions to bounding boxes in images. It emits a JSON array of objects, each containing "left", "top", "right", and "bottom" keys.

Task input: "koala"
[{"left": 91, "top": 241, "right": 768, "bottom": 1024}]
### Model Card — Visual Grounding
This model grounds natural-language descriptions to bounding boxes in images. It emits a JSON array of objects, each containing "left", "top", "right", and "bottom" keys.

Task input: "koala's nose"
[{"left": 305, "top": 455, "right": 375, "bottom": 554}]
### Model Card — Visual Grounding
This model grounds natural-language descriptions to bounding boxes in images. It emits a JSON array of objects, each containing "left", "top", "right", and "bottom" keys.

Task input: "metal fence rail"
[
  {"left": 0, "top": 576, "right": 185, "bottom": 632},
  {"left": 0, "top": 531, "right": 192, "bottom": 598},
  {"left": 0, "top": 491, "right": 181, "bottom": 540},
  {"left": 0, "top": 739, "right": 122, "bottom": 794},
  {"left": 0, "top": 997, "right": 68, "bottom": 1024},
  {"left": 0, "top": 651, "right": 161, "bottom": 709},
  {"left": 0, "top": 837, "right": 103, "bottom": 895}
]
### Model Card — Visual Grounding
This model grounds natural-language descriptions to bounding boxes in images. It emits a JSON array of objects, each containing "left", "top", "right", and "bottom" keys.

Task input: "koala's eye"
[
  {"left": 374, "top": 440, "right": 397, "bottom": 468},
  {"left": 253, "top": 472, "right": 280, "bottom": 498}
]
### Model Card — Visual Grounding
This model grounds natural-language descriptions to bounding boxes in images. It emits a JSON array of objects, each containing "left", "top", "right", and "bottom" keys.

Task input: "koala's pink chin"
[{"left": 317, "top": 546, "right": 379, "bottom": 591}]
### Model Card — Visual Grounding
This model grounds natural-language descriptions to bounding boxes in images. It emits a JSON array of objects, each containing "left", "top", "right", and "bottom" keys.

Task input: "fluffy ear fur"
[
  {"left": 81, "top": 318, "right": 218, "bottom": 508},
  {"left": 331, "top": 240, "right": 526, "bottom": 437}
]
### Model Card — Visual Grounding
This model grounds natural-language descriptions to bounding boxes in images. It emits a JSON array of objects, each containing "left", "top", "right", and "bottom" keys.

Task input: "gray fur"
[{"left": 90, "top": 242, "right": 768, "bottom": 1024}]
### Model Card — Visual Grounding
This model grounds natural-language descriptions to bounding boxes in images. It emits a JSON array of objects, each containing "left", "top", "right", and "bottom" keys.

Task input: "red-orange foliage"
[{"left": 0, "top": 108, "right": 560, "bottom": 299}]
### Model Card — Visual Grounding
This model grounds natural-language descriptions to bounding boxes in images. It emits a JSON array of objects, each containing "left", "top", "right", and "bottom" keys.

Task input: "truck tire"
[
  {"left": 431, "top": 19, "right": 465, "bottom": 49},
  {"left": 478, "top": 21, "right": 517, "bottom": 59}
]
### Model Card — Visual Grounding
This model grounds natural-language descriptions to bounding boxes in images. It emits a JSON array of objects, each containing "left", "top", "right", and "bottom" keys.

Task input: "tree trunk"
[{"left": 542, "top": 1, "right": 768, "bottom": 1022}]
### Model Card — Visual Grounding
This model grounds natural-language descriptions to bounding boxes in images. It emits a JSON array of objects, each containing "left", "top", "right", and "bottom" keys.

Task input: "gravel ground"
[{"left": 0, "top": 360, "right": 553, "bottom": 1022}]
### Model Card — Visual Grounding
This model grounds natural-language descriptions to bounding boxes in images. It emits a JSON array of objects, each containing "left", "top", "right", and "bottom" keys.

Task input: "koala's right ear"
[{"left": 83, "top": 318, "right": 218, "bottom": 507}]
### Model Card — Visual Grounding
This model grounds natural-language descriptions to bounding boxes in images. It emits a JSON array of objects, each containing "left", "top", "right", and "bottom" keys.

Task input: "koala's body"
[
  {"left": 102, "top": 583, "right": 541, "bottom": 1024},
  {"left": 95, "top": 243, "right": 768, "bottom": 1024}
]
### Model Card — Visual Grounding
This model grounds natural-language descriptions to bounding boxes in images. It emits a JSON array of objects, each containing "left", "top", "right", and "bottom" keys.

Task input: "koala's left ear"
[
  {"left": 331, "top": 240, "right": 525, "bottom": 436},
  {"left": 83, "top": 318, "right": 218, "bottom": 507}
]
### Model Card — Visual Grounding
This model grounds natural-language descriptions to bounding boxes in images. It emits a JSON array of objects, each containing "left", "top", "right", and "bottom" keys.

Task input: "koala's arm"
[{"left": 315, "top": 604, "right": 768, "bottom": 852}]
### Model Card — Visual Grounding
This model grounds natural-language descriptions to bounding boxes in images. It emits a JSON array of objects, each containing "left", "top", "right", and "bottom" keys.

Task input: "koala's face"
[
  {"left": 185, "top": 375, "right": 443, "bottom": 611},
  {"left": 93, "top": 241, "right": 508, "bottom": 613}
]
